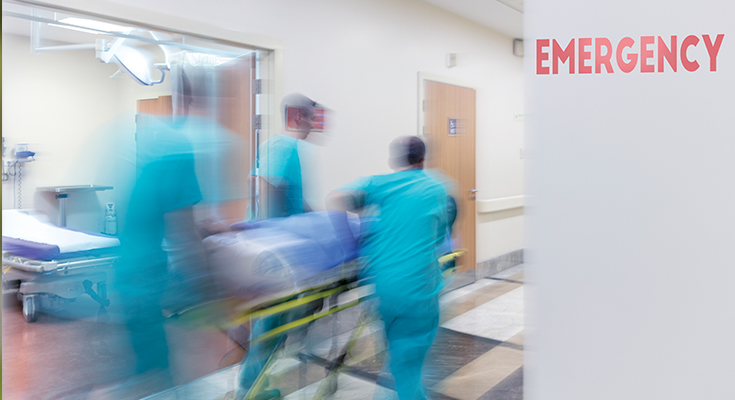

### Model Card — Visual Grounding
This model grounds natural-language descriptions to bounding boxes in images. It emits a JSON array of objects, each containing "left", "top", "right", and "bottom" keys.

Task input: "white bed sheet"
[{"left": 2, "top": 209, "right": 119, "bottom": 253}]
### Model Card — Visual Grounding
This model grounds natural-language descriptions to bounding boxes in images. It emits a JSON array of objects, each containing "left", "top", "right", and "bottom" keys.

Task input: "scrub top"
[
  {"left": 251, "top": 134, "right": 303, "bottom": 218},
  {"left": 337, "top": 169, "right": 448, "bottom": 302},
  {"left": 121, "top": 118, "right": 203, "bottom": 282}
]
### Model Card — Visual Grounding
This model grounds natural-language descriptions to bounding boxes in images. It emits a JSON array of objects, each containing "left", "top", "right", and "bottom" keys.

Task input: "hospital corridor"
[
  {"left": 2, "top": 1, "right": 528, "bottom": 399},
  {"left": 6, "top": 0, "right": 732, "bottom": 399}
]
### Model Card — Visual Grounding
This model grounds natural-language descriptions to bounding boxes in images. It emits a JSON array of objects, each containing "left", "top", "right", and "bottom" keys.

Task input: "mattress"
[{"left": 2, "top": 210, "right": 120, "bottom": 261}]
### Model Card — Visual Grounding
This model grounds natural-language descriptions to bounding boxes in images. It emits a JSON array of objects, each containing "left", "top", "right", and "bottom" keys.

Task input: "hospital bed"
[{"left": 2, "top": 210, "right": 118, "bottom": 323}]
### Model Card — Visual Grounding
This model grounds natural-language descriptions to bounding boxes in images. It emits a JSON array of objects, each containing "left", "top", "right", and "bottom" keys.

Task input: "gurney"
[
  {"left": 169, "top": 211, "right": 364, "bottom": 330},
  {"left": 2, "top": 210, "right": 118, "bottom": 322},
  {"left": 167, "top": 211, "right": 464, "bottom": 399}
]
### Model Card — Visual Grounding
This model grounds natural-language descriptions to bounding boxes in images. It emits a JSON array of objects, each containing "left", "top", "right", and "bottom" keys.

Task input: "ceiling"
[
  {"left": 3, "top": 1, "right": 525, "bottom": 44},
  {"left": 422, "top": 0, "right": 524, "bottom": 39}
]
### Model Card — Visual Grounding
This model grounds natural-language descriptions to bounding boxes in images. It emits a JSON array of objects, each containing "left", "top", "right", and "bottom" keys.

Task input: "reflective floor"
[{"left": 2, "top": 265, "right": 524, "bottom": 400}]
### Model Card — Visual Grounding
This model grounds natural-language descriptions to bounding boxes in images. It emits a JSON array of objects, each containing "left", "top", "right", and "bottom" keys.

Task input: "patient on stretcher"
[{"left": 202, "top": 211, "right": 360, "bottom": 303}]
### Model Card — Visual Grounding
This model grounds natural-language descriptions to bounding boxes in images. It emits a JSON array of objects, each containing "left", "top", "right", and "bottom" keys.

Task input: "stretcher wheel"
[{"left": 23, "top": 295, "right": 38, "bottom": 323}]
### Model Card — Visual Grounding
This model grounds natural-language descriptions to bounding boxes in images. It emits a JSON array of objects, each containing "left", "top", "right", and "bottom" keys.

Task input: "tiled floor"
[
  {"left": 2, "top": 265, "right": 524, "bottom": 400},
  {"left": 149, "top": 264, "right": 526, "bottom": 400}
]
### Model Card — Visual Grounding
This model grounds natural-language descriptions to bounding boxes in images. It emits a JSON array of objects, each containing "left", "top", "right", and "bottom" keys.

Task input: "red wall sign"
[{"left": 536, "top": 34, "right": 725, "bottom": 75}]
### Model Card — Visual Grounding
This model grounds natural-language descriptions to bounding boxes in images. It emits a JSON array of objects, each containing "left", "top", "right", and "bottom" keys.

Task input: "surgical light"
[
  {"left": 112, "top": 44, "right": 164, "bottom": 86},
  {"left": 97, "top": 38, "right": 165, "bottom": 86}
]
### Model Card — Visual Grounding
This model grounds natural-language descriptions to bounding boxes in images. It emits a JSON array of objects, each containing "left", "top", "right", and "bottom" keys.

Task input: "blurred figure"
[
  {"left": 114, "top": 72, "right": 207, "bottom": 394},
  {"left": 249, "top": 92, "right": 318, "bottom": 219},
  {"left": 326, "top": 136, "right": 448, "bottom": 400},
  {"left": 236, "top": 93, "right": 319, "bottom": 400}
]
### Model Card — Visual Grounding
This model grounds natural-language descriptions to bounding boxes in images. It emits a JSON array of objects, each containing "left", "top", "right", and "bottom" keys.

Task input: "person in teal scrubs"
[
  {"left": 248, "top": 93, "right": 317, "bottom": 219},
  {"left": 327, "top": 136, "right": 448, "bottom": 400},
  {"left": 117, "top": 73, "right": 206, "bottom": 382},
  {"left": 236, "top": 93, "right": 318, "bottom": 400}
]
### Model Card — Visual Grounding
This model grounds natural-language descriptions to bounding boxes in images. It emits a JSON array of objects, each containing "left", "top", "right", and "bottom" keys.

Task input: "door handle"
[
  {"left": 469, "top": 188, "right": 478, "bottom": 200},
  {"left": 469, "top": 189, "right": 478, "bottom": 193}
]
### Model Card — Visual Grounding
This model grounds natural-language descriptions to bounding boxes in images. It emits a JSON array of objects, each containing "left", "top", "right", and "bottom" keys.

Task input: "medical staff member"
[
  {"left": 248, "top": 93, "right": 318, "bottom": 219},
  {"left": 116, "top": 72, "right": 206, "bottom": 385},
  {"left": 326, "top": 136, "right": 448, "bottom": 400},
  {"left": 236, "top": 93, "right": 319, "bottom": 400}
]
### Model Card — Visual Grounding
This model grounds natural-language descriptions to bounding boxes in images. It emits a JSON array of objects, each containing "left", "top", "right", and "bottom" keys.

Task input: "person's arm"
[
  {"left": 325, "top": 190, "right": 350, "bottom": 211},
  {"left": 324, "top": 189, "right": 364, "bottom": 257},
  {"left": 326, "top": 188, "right": 366, "bottom": 212},
  {"left": 326, "top": 176, "right": 371, "bottom": 212}
]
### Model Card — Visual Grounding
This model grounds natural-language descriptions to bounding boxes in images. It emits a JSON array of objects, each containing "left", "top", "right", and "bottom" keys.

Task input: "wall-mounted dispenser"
[{"left": 3, "top": 141, "right": 36, "bottom": 208}]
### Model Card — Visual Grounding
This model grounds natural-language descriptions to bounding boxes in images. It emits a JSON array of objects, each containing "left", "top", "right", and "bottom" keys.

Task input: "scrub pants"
[
  {"left": 119, "top": 261, "right": 170, "bottom": 373},
  {"left": 235, "top": 300, "right": 321, "bottom": 399},
  {"left": 235, "top": 315, "right": 283, "bottom": 398},
  {"left": 378, "top": 296, "right": 439, "bottom": 400}
]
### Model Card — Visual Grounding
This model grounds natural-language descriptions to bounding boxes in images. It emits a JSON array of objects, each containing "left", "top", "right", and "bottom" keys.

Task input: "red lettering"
[
  {"left": 681, "top": 35, "right": 700, "bottom": 72},
  {"left": 595, "top": 38, "right": 614, "bottom": 73},
  {"left": 658, "top": 36, "right": 677, "bottom": 72},
  {"left": 640, "top": 36, "right": 655, "bottom": 73},
  {"left": 537, "top": 39, "right": 550, "bottom": 75},
  {"left": 616, "top": 37, "right": 638, "bottom": 73},
  {"left": 578, "top": 38, "right": 592, "bottom": 74},
  {"left": 540, "top": 34, "right": 723, "bottom": 76},
  {"left": 703, "top": 34, "right": 725, "bottom": 72},
  {"left": 553, "top": 39, "right": 575, "bottom": 74}
]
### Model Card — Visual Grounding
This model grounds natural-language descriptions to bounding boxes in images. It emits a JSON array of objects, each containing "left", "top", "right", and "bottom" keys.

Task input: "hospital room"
[{"left": 2, "top": 0, "right": 526, "bottom": 399}]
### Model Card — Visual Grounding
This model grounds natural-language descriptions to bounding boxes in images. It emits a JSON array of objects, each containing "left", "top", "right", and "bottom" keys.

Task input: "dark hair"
[
  {"left": 389, "top": 136, "right": 425, "bottom": 168},
  {"left": 406, "top": 136, "right": 426, "bottom": 165}
]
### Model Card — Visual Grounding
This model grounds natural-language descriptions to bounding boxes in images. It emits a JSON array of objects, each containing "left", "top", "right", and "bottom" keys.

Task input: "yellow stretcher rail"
[
  {"left": 249, "top": 248, "right": 466, "bottom": 343},
  {"left": 169, "top": 249, "right": 466, "bottom": 336},
  {"left": 439, "top": 248, "right": 466, "bottom": 264}
]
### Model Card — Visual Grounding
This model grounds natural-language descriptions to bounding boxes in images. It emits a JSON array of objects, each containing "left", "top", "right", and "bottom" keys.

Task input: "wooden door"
[
  {"left": 136, "top": 95, "right": 173, "bottom": 173},
  {"left": 215, "top": 54, "right": 254, "bottom": 222},
  {"left": 424, "top": 80, "right": 477, "bottom": 272},
  {"left": 137, "top": 95, "right": 173, "bottom": 116}
]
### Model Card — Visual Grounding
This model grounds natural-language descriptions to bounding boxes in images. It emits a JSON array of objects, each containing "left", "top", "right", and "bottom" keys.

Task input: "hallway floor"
[
  {"left": 2, "top": 265, "right": 524, "bottom": 400},
  {"left": 148, "top": 265, "right": 525, "bottom": 400}
]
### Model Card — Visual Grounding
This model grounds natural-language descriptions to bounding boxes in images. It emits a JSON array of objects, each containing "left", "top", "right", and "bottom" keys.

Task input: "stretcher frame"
[
  {"left": 2, "top": 250, "right": 114, "bottom": 322},
  {"left": 169, "top": 249, "right": 465, "bottom": 400}
]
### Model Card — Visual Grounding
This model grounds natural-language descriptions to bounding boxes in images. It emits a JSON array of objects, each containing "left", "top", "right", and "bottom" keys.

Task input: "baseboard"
[{"left": 476, "top": 249, "right": 524, "bottom": 279}]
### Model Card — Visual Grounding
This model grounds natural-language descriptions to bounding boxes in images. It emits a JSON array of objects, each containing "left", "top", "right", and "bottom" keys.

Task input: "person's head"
[
  {"left": 389, "top": 136, "right": 426, "bottom": 171},
  {"left": 282, "top": 93, "right": 317, "bottom": 139}
]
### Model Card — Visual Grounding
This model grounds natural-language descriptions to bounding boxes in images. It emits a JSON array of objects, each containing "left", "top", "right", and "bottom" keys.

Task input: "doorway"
[
  {"left": 420, "top": 75, "right": 477, "bottom": 290},
  {"left": 136, "top": 53, "right": 257, "bottom": 223}
]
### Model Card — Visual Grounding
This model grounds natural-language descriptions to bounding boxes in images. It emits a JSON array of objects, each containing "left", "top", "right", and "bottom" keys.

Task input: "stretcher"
[
  {"left": 166, "top": 209, "right": 464, "bottom": 400},
  {"left": 239, "top": 249, "right": 465, "bottom": 400},
  {"left": 2, "top": 210, "right": 118, "bottom": 322},
  {"left": 168, "top": 212, "right": 363, "bottom": 330}
]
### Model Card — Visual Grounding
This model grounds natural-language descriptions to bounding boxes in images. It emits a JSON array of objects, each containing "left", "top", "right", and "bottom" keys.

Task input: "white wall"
[
  {"left": 79, "top": 0, "right": 526, "bottom": 261},
  {"left": 2, "top": 32, "right": 170, "bottom": 232},
  {"left": 525, "top": 0, "right": 735, "bottom": 398}
]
